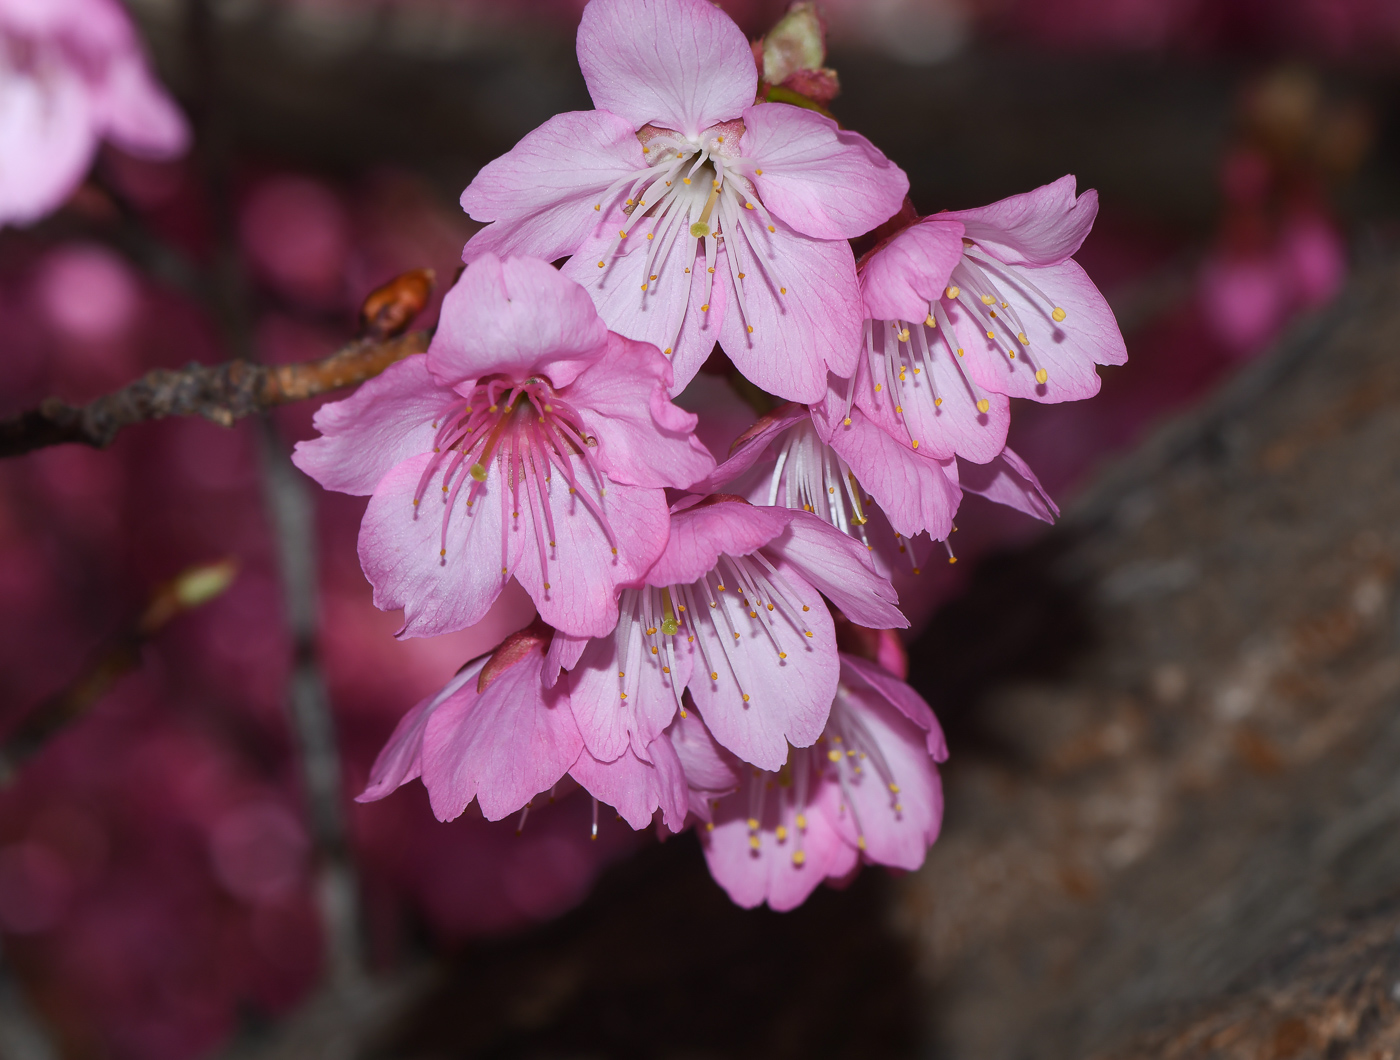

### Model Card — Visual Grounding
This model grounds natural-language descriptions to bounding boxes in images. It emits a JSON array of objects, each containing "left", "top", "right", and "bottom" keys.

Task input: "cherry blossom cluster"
[{"left": 295, "top": 0, "right": 1126, "bottom": 911}]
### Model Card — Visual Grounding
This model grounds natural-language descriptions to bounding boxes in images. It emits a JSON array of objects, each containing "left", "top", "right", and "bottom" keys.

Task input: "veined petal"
[
  {"left": 741, "top": 102, "right": 909, "bottom": 241},
  {"left": 646, "top": 500, "right": 792, "bottom": 588},
  {"left": 958, "top": 447, "right": 1058, "bottom": 524},
  {"left": 944, "top": 175, "right": 1097, "bottom": 267},
  {"left": 356, "top": 658, "right": 486, "bottom": 803},
  {"left": 461, "top": 109, "right": 644, "bottom": 263},
  {"left": 359, "top": 453, "right": 522, "bottom": 639},
  {"left": 428, "top": 254, "right": 609, "bottom": 393},
  {"left": 421, "top": 648, "right": 582, "bottom": 822},
  {"left": 766, "top": 511, "right": 907, "bottom": 629},
  {"left": 567, "top": 593, "right": 693, "bottom": 762},
  {"left": 666, "top": 709, "right": 740, "bottom": 814},
  {"left": 839, "top": 653, "right": 946, "bottom": 759},
  {"left": 292, "top": 355, "right": 448, "bottom": 497},
  {"left": 860, "top": 219, "right": 966, "bottom": 322},
  {"left": 569, "top": 736, "right": 689, "bottom": 832},
  {"left": 717, "top": 222, "right": 861, "bottom": 403},
  {"left": 576, "top": 0, "right": 756, "bottom": 138},
  {"left": 949, "top": 258, "right": 1126, "bottom": 403},
  {"left": 694, "top": 402, "right": 808, "bottom": 495},
  {"left": 569, "top": 333, "right": 716, "bottom": 489},
  {"left": 817, "top": 405, "right": 962, "bottom": 541}
]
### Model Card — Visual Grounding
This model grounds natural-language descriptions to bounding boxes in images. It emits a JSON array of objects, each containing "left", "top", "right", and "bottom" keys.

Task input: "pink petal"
[
  {"left": 567, "top": 608, "right": 692, "bottom": 762},
  {"left": 569, "top": 332, "right": 715, "bottom": 489},
  {"left": 359, "top": 453, "right": 520, "bottom": 639},
  {"left": 460, "top": 109, "right": 644, "bottom": 263},
  {"left": 742, "top": 103, "right": 909, "bottom": 241},
  {"left": 701, "top": 768, "right": 858, "bottom": 911},
  {"left": 666, "top": 709, "right": 740, "bottom": 814},
  {"left": 427, "top": 254, "right": 609, "bottom": 393},
  {"left": 0, "top": 65, "right": 95, "bottom": 227},
  {"left": 542, "top": 631, "right": 589, "bottom": 689},
  {"left": 950, "top": 258, "right": 1126, "bottom": 403},
  {"left": 816, "top": 403, "right": 962, "bottom": 541},
  {"left": 944, "top": 175, "right": 1098, "bottom": 268},
  {"left": 958, "top": 447, "right": 1058, "bottom": 525},
  {"left": 767, "top": 511, "right": 907, "bottom": 629},
  {"left": 839, "top": 653, "right": 946, "bottom": 760},
  {"left": 814, "top": 690, "right": 943, "bottom": 869},
  {"left": 511, "top": 471, "right": 671, "bottom": 639},
  {"left": 421, "top": 648, "right": 582, "bottom": 822},
  {"left": 291, "top": 354, "right": 449, "bottom": 497},
  {"left": 716, "top": 221, "right": 861, "bottom": 403},
  {"left": 569, "top": 736, "right": 689, "bottom": 832},
  {"left": 95, "top": 54, "right": 190, "bottom": 159},
  {"left": 645, "top": 499, "right": 792, "bottom": 588},
  {"left": 860, "top": 218, "right": 965, "bottom": 322},
  {"left": 856, "top": 329, "right": 1011, "bottom": 463},
  {"left": 356, "top": 659, "right": 485, "bottom": 802},
  {"left": 576, "top": 0, "right": 756, "bottom": 138},
  {"left": 692, "top": 401, "right": 807, "bottom": 495},
  {"left": 685, "top": 571, "right": 839, "bottom": 770}
]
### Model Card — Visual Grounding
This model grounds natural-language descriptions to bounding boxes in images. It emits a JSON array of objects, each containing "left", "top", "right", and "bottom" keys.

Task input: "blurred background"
[{"left": 3, "top": 0, "right": 1400, "bottom": 1057}]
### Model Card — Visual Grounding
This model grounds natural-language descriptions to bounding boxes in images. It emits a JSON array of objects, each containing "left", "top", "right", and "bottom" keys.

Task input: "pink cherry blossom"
[
  {"left": 293, "top": 254, "right": 715, "bottom": 639},
  {"left": 853, "top": 175, "right": 1128, "bottom": 460},
  {"left": 700, "top": 652, "right": 947, "bottom": 911},
  {"left": 459, "top": 0, "right": 909, "bottom": 403},
  {"left": 0, "top": 0, "right": 188, "bottom": 227},
  {"left": 560, "top": 497, "right": 907, "bottom": 774}
]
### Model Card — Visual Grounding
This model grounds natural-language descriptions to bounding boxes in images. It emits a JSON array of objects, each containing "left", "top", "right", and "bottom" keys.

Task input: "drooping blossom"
[
  {"left": 852, "top": 175, "right": 1128, "bottom": 461},
  {"left": 0, "top": 0, "right": 189, "bottom": 227},
  {"left": 699, "top": 652, "right": 947, "bottom": 911},
  {"left": 293, "top": 254, "right": 715, "bottom": 639},
  {"left": 555, "top": 496, "right": 907, "bottom": 773},
  {"left": 459, "top": 0, "right": 909, "bottom": 403}
]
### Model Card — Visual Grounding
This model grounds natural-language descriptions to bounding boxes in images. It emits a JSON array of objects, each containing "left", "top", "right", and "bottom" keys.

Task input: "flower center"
[
  {"left": 591, "top": 121, "right": 788, "bottom": 352},
  {"left": 766, "top": 420, "right": 870, "bottom": 541},
  {"left": 411, "top": 376, "right": 615, "bottom": 587}
]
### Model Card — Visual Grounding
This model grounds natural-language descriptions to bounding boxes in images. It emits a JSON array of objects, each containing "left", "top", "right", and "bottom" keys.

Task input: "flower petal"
[
  {"left": 742, "top": 102, "right": 909, "bottom": 241},
  {"left": 292, "top": 354, "right": 449, "bottom": 497},
  {"left": 645, "top": 499, "right": 792, "bottom": 588},
  {"left": 569, "top": 736, "right": 689, "bottom": 832},
  {"left": 96, "top": 54, "right": 190, "bottom": 159},
  {"left": 958, "top": 447, "right": 1058, "bottom": 525},
  {"left": 839, "top": 653, "right": 946, "bottom": 759},
  {"left": 666, "top": 709, "right": 740, "bottom": 814},
  {"left": 428, "top": 254, "right": 609, "bottom": 392},
  {"left": 944, "top": 174, "right": 1097, "bottom": 268},
  {"left": 576, "top": 0, "right": 756, "bottom": 138},
  {"left": 566, "top": 603, "right": 692, "bottom": 763},
  {"left": 949, "top": 258, "right": 1127, "bottom": 403},
  {"left": 685, "top": 569, "right": 838, "bottom": 770},
  {"left": 356, "top": 658, "right": 485, "bottom": 803},
  {"left": 693, "top": 401, "right": 807, "bottom": 494},
  {"left": 767, "top": 511, "right": 907, "bottom": 629},
  {"left": 859, "top": 218, "right": 965, "bottom": 322},
  {"left": 359, "top": 452, "right": 522, "bottom": 639},
  {"left": 460, "top": 109, "right": 644, "bottom": 263},
  {"left": 716, "top": 220, "right": 861, "bottom": 403},
  {"left": 569, "top": 332, "right": 715, "bottom": 489},
  {"left": 510, "top": 464, "right": 670, "bottom": 639},
  {"left": 421, "top": 649, "right": 582, "bottom": 822},
  {"left": 701, "top": 765, "right": 858, "bottom": 910},
  {"left": 817, "top": 404, "right": 962, "bottom": 541}
]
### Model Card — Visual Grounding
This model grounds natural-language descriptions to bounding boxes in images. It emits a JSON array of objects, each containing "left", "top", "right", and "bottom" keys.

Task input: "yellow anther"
[
  {"left": 912, "top": 440, "right": 920, "bottom": 449},
  {"left": 875, "top": 383, "right": 883, "bottom": 392},
  {"left": 792, "top": 850, "right": 806, "bottom": 865},
  {"left": 742, "top": 692, "right": 750, "bottom": 701},
  {"left": 1018, "top": 332, "right": 1029, "bottom": 344},
  {"left": 663, "top": 346, "right": 672, "bottom": 354},
  {"left": 1036, "top": 368, "right": 1048, "bottom": 384},
  {"left": 646, "top": 232, "right": 654, "bottom": 240},
  {"left": 749, "top": 835, "right": 760, "bottom": 849},
  {"left": 1052, "top": 306, "right": 1067, "bottom": 322},
  {"left": 802, "top": 605, "right": 809, "bottom": 611},
  {"left": 755, "top": 168, "right": 763, "bottom": 175},
  {"left": 895, "top": 405, "right": 903, "bottom": 414},
  {"left": 934, "top": 398, "right": 942, "bottom": 407},
  {"left": 981, "top": 294, "right": 994, "bottom": 305},
  {"left": 710, "top": 671, "right": 719, "bottom": 680},
  {"left": 889, "top": 783, "right": 901, "bottom": 793},
  {"left": 795, "top": 814, "right": 807, "bottom": 829},
  {"left": 683, "top": 177, "right": 691, "bottom": 184},
  {"left": 828, "top": 750, "right": 842, "bottom": 762},
  {"left": 857, "top": 836, "right": 867, "bottom": 850},
  {"left": 926, "top": 315, "right": 937, "bottom": 327},
  {"left": 986, "top": 330, "right": 996, "bottom": 339},
  {"left": 843, "top": 417, "right": 852, "bottom": 426},
  {"left": 619, "top": 230, "right": 627, "bottom": 239},
  {"left": 946, "top": 285, "right": 960, "bottom": 299},
  {"left": 767, "top": 225, "right": 775, "bottom": 232},
  {"left": 594, "top": 204, "right": 601, "bottom": 211},
  {"left": 747, "top": 325, "right": 754, "bottom": 334},
  {"left": 738, "top": 272, "right": 746, "bottom": 279},
  {"left": 779, "top": 651, "right": 787, "bottom": 659},
  {"left": 700, "top": 303, "right": 709, "bottom": 311},
  {"left": 897, "top": 327, "right": 910, "bottom": 342},
  {"left": 780, "top": 286, "right": 787, "bottom": 294},
  {"left": 776, "top": 826, "right": 788, "bottom": 840},
  {"left": 956, "top": 347, "right": 964, "bottom": 356},
  {"left": 976, "top": 398, "right": 990, "bottom": 413},
  {"left": 640, "top": 283, "right": 648, "bottom": 291},
  {"left": 440, "top": 548, "right": 446, "bottom": 557}
]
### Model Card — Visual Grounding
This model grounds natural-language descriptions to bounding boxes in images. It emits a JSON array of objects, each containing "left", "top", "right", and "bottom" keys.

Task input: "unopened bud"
[{"left": 360, "top": 268, "right": 436, "bottom": 340}]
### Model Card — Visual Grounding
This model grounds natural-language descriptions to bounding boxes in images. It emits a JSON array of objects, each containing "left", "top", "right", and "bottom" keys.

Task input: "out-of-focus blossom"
[
  {"left": 0, "top": 0, "right": 188, "bottom": 228},
  {"left": 699, "top": 652, "right": 946, "bottom": 911},
  {"left": 34, "top": 242, "right": 140, "bottom": 343},
  {"left": 293, "top": 253, "right": 714, "bottom": 640},
  {"left": 461, "top": 0, "right": 908, "bottom": 402},
  {"left": 241, "top": 176, "right": 352, "bottom": 308}
]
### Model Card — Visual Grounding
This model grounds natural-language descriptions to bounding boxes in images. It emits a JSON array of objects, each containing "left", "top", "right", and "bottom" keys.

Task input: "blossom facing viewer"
[
  {"left": 293, "top": 254, "right": 715, "bottom": 640},
  {"left": 459, "top": 0, "right": 909, "bottom": 403},
  {"left": 700, "top": 652, "right": 947, "bottom": 911},
  {"left": 0, "top": 0, "right": 189, "bottom": 227},
  {"left": 854, "top": 175, "right": 1128, "bottom": 458}
]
